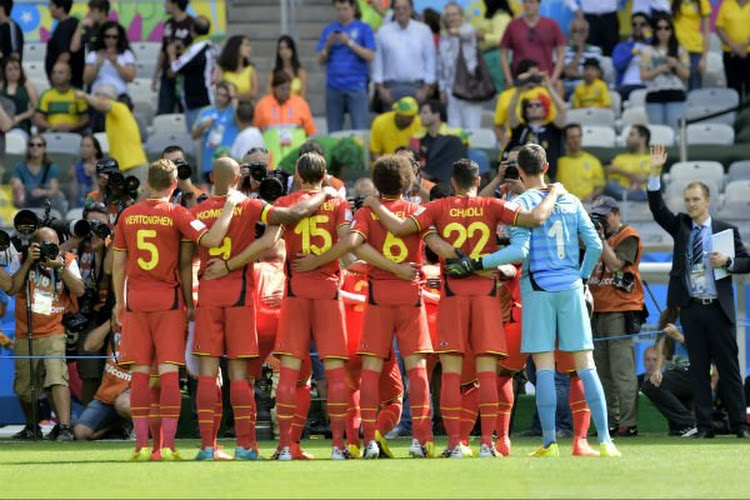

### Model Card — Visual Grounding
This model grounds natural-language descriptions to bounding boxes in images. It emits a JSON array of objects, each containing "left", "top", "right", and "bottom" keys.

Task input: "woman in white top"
[{"left": 83, "top": 21, "right": 136, "bottom": 97}]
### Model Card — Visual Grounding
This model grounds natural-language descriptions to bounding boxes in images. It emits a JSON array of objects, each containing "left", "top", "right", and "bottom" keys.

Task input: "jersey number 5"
[
  {"left": 443, "top": 222, "right": 490, "bottom": 259},
  {"left": 136, "top": 229, "right": 159, "bottom": 271},
  {"left": 295, "top": 215, "right": 332, "bottom": 255}
]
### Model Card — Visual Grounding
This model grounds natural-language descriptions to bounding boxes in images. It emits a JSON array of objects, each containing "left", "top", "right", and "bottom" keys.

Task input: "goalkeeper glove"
[{"left": 445, "top": 249, "right": 483, "bottom": 279}]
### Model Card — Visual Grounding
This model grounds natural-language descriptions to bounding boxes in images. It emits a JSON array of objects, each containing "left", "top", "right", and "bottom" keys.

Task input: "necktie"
[{"left": 691, "top": 225, "right": 704, "bottom": 267}]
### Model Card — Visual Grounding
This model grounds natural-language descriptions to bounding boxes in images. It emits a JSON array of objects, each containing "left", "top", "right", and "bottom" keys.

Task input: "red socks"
[
  {"left": 148, "top": 383, "right": 162, "bottom": 452},
  {"left": 130, "top": 372, "right": 150, "bottom": 451},
  {"left": 290, "top": 381, "right": 311, "bottom": 444},
  {"left": 159, "top": 372, "right": 181, "bottom": 451},
  {"left": 359, "top": 368, "right": 380, "bottom": 443},
  {"left": 325, "top": 366, "right": 348, "bottom": 449},
  {"left": 213, "top": 384, "right": 223, "bottom": 447},
  {"left": 477, "top": 372, "right": 498, "bottom": 447},
  {"left": 459, "top": 384, "right": 478, "bottom": 444},
  {"left": 276, "top": 366, "right": 299, "bottom": 449},
  {"left": 197, "top": 376, "right": 217, "bottom": 449},
  {"left": 569, "top": 375, "right": 591, "bottom": 440},
  {"left": 440, "top": 371, "right": 462, "bottom": 449},
  {"left": 408, "top": 366, "right": 432, "bottom": 443},
  {"left": 230, "top": 379, "right": 253, "bottom": 450},
  {"left": 347, "top": 389, "right": 361, "bottom": 447},
  {"left": 496, "top": 375, "right": 514, "bottom": 440},
  {"left": 377, "top": 400, "right": 402, "bottom": 436}
]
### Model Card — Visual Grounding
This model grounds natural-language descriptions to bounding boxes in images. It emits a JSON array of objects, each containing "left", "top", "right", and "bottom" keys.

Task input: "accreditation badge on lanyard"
[
  {"left": 32, "top": 289, "right": 54, "bottom": 316},
  {"left": 689, "top": 263, "right": 707, "bottom": 295}
]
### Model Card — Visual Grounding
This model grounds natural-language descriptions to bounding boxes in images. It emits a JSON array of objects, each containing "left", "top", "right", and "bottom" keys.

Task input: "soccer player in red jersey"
[
  {"left": 293, "top": 155, "right": 458, "bottom": 459},
  {"left": 112, "top": 159, "right": 240, "bottom": 461},
  {"left": 364, "top": 158, "right": 564, "bottom": 458},
  {"left": 188, "top": 157, "right": 331, "bottom": 461}
]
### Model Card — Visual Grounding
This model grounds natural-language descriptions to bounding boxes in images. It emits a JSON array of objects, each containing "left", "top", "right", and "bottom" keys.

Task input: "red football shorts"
[
  {"left": 248, "top": 309, "right": 278, "bottom": 380},
  {"left": 555, "top": 350, "right": 577, "bottom": 373},
  {"left": 435, "top": 295, "right": 506, "bottom": 357},
  {"left": 498, "top": 321, "right": 526, "bottom": 372},
  {"left": 119, "top": 309, "right": 187, "bottom": 366},
  {"left": 358, "top": 303, "right": 432, "bottom": 359},
  {"left": 274, "top": 296, "right": 348, "bottom": 361},
  {"left": 193, "top": 303, "right": 258, "bottom": 359}
]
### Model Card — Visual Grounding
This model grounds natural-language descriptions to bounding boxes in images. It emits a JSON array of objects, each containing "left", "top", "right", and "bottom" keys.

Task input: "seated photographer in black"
[
  {"left": 8, "top": 222, "right": 85, "bottom": 440},
  {"left": 587, "top": 195, "right": 645, "bottom": 438},
  {"left": 161, "top": 145, "right": 206, "bottom": 208},
  {"left": 84, "top": 158, "right": 140, "bottom": 228}
]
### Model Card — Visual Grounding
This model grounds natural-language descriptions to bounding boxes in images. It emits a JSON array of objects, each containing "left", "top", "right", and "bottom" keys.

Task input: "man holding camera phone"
[
  {"left": 9, "top": 226, "right": 85, "bottom": 441},
  {"left": 587, "top": 195, "right": 645, "bottom": 438}
]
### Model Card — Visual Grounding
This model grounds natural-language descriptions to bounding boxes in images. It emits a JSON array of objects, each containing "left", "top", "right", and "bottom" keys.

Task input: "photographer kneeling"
[
  {"left": 588, "top": 196, "right": 646, "bottom": 438},
  {"left": 9, "top": 226, "right": 85, "bottom": 440}
]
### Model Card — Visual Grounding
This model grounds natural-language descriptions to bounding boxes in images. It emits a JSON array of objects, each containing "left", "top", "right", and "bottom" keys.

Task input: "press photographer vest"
[{"left": 589, "top": 225, "right": 645, "bottom": 313}]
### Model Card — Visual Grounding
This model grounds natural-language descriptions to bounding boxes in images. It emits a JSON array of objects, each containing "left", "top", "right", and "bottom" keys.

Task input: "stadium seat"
[
  {"left": 728, "top": 161, "right": 750, "bottom": 182},
  {"left": 312, "top": 116, "right": 328, "bottom": 137},
  {"left": 145, "top": 131, "right": 195, "bottom": 160},
  {"left": 686, "top": 123, "right": 735, "bottom": 145},
  {"left": 609, "top": 91, "right": 622, "bottom": 117},
  {"left": 65, "top": 208, "right": 84, "bottom": 221},
  {"left": 600, "top": 56, "right": 615, "bottom": 87},
  {"left": 128, "top": 78, "right": 157, "bottom": 105},
  {"left": 5, "top": 129, "right": 27, "bottom": 155},
  {"left": 22, "top": 61, "right": 47, "bottom": 84},
  {"left": 618, "top": 124, "right": 674, "bottom": 147},
  {"left": 566, "top": 108, "right": 616, "bottom": 128},
  {"left": 668, "top": 161, "right": 724, "bottom": 192},
  {"left": 581, "top": 125, "right": 616, "bottom": 148},
  {"left": 620, "top": 201, "right": 653, "bottom": 222},
  {"left": 685, "top": 105, "right": 736, "bottom": 126},
  {"left": 718, "top": 200, "right": 750, "bottom": 221},
  {"left": 724, "top": 180, "right": 750, "bottom": 202},
  {"left": 709, "top": 33, "right": 722, "bottom": 53},
  {"left": 620, "top": 106, "right": 648, "bottom": 128},
  {"left": 703, "top": 52, "right": 726, "bottom": 87},
  {"left": 135, "top": 61, "right": 157, "bottom": 80},
  {"left": 151, "top": 113, "right": 188, "bottom": 134},
  {"left": 481, "top": 110, "right": 495, "bottom": 129},
  {"left": 130, "top": 42, "right": 163, "bottom": 63},
  {"left": 687, "top": 88, "right": 739, "bottom": 109},
  {"left": 42, "top": 132, "right": 82, "bottom": 154},
  {"left": 624, "top": 88, "right": 648, "bottom": 109},
  {"left": 94, "top": 132, "right": 109, "bottom": 154},
  {"left": 465, "top": 128, "right": 497, "bottom": 149},
  {"left": 23, "top": 43, "right": 46, "bottom": 62}
]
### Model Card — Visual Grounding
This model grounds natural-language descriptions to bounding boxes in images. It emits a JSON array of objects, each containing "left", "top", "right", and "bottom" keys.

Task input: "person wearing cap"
[
  {"left": 562, "top": 17, "right": 603, "bottom": 97},
  {"left": 571, "top": 58, "right": 611, "bottom": 109},
  {"left": 76, "top": 85, "right": 148, "bottom": 185},
  {"left": 409, "top": 100, "right": 468, "bottom": 184},
  {"left": 369, "top": 96, "right": 422, "bottom": 162},
  {"left": 587, "top": 194, "right": 645, "bottom": 438}
]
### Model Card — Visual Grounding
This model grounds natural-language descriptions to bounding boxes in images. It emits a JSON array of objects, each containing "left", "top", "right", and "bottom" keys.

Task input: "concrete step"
[{"left": 231, "top": 21, "right": 326, "bottom": 40}]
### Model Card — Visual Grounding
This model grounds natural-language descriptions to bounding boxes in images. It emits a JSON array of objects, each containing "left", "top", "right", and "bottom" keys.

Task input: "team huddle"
[{"left": 113, "top": 143, "right": 621, "bottom": 461}]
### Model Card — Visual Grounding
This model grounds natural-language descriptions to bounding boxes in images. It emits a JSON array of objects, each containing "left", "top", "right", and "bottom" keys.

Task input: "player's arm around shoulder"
[
  {"left": 267, "top": 187, "right": 336, "bottom": 225},
  {"left": 196, "top": 191, "right": 244, "bottom": 248},
  {"left": 514, "top": 183, "right": 566, "bottom": 227},
  {"left": 362, "top": 195, "right": 420, "bottom": 237}
]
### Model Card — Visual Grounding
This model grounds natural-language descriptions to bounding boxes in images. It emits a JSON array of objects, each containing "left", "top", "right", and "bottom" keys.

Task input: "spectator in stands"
[
  {"left": 213, "top": 35, "right": 259, "bottom": 103},
  {"left": 268, "top": 35, "right": 308, "bottom": 98},
  {"left": 500, "top": 0, "right": 566, "bottom": 97},
  {"left": 153, "top": 0, "right": 194, "bottom": 115},
  {"left": 588, "top": 195, "right": 645, "bottom": 438},
  {"left": 70, "top": 0, "right": 111, "bottom": 57},
  {"left": 76, "top": 85, "right": 148, "bottom": 183},
  {"left": 1, "top": 56, "right": 38, "bottom": 136},
  {"left": 372, "top": 0, "right": 436, "bottom": 107},
  {"left": 167, "top": 16, "right": 215, "bottom": 132},
  {"left": 83, "top": 21, "right": 135, "bottom": 133},
  {"left": 0, "top": 96, "right": 12, "bottom": 153},
  {"left": 571, "top": 58, "right": 612, "bottom": 109},
  {"left": 672, "top": 0, "right": 711, "bottom": 91},
  {"left": 358, "top": 0, "right": 387, "bottom": 30},
  {"left": 631, "top": 0, "right": 671, "bottom": 17},
  {"left": 564, "top": 1, "right": 619, "bottom": 56},
  {"left": 640, "top": 13, "right": 689, "bottom": 132},
  {"left": 34, "top": 62, "right": 89, "bottom": 133},
  {"left": 556, "top": 123, "right": 604, "bottom": 201},
  {"left": 46, "top": 0, "right": 84, "bottom": 89},
  {"left": 471, "top": 0, "right": 513, "bottom": 91},
  {"left": 230, "top": 101, "right": 264, "bottom": 162},
  {"left": 254, "top": 70, "right": 315, "bottom": 164},
  {"left": 369, "top": 95, "right": 422, "bottom": 161},
  {"left": 409, "top": 99, "right": 468, "bottom": 184},
  {"left": 193, "top": 81, "right": 238, "bottom": 181},
  {"left": 562, "top": 16, "right": 603, "bottom": 97},
  {"left": 9, "top": 226, "right": 84, "bottom": 441},
  {"left": 395, "top": 145, "right": 433, "bottom": 204},
  {"left": 0, "top": 0, "right": 23, "bottom": 61},
  {"left": 715, "top": 0, "right": 750, "bottom": 101},
  {"left": 70, "top": 134, "right": 104, "bottom": 207},
  {"left": 504, "top": 73, "right": 567, "bottom": 179},
  {"left": 613, "top": 11, "right": 650, "bottom": 100},
  {"left": 493, "top": 59, "right": 558, "bottom": 147},
  {"left": 605, "top": 124, "right": 651, "bottom": 201},
  {"left": 317, "top": 0, "right": 376, "bottom": 133},
  {"left": 641, "top": 307, "right": 698, "bottom": 437},
  {"left": 437, "top": 2, "right": 483, "bottom": 129},
  {"left": 9, "top": 134, "right": 65, "bottom": 212},
  {"left": 422, "top": 7, "right": 442, "bottom": 48}
]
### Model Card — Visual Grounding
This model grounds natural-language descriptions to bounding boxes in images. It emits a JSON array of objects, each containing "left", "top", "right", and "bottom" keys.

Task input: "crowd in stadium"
[{"left": 0, "top": 0, "right": 749, "bottom": 460}]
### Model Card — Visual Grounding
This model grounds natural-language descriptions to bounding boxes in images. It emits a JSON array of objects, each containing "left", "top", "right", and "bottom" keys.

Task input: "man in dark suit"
[{"left": 647, "top": 144, "right": 750, "bottom": 438}]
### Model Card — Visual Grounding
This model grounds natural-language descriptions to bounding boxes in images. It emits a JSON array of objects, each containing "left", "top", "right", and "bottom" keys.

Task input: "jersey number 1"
[{"left": 547, "top": 220, "right": 565, "bottom": 259}]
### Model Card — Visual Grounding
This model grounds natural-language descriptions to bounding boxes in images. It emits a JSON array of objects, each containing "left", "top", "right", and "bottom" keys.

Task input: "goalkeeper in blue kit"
[{"left": 447, "top": 144, "right": 621, "bottom": 457}]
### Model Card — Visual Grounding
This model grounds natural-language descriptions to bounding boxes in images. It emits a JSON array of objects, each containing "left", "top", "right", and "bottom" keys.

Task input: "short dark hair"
[
  {"left": 685, "top": 181, "right": 710, "bottom": 199},
  {"left": 236, "top": 101, "right": 254, "bottom": 123},
  {"left": 631, "top": 11, "right": 650, "bottom": 24},
  {"left": 429, "top": 182, "right": 454, "bottom": 201},
  {"left": 88, "top": 0, "right": 110, "bottom": 13},
  {"left": 172, "top": 0, "right": 189, "bottom": 12},
  {"left": 632, "top": 124, "right": 651, "bottom": 146},
  {"left": 161, "top": 145, "right": 185, "bottom": 158},
  {"left": 51, "top": 0, "right": 73, "bottom": 14},
  {"left": 421, "top": 99, "right": 442, "bottom": 116},
  {"left": 372, "top": 155, "right": 414, "bottom": 197},
  {"left": 299, "top": 140, "right": 324, "bottom": 157},
  {"left": 296, "top": 153, "right": 327, "bottom": 184},
  {"left": 332, "top": 0, "right": 355, "bottom": 5},
  {"left": 451, "top": 158, "right": 479, "bottom": 190},
  {"left": 563, "top": 123, "right": 582, "bottom": 140},
  {"left": 0, "top": 0, "right": 14, "bottom": 16},
  {"left": 517, "top": 144, "right": 547, "bottom": 175},
  {"left": 514, "top": 59, "right": 539, "bottom": 78},
  {"left": 271, "top": 69, "right": 292, "bottom": 88}
]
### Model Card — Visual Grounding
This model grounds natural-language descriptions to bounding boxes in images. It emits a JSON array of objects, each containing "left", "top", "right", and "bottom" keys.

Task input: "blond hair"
[{"left": 148, "top": 159, "right": 178, "bottom": 191}]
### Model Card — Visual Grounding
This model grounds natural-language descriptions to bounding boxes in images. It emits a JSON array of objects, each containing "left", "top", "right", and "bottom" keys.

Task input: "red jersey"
[
  {"left": 422, "top": 263, "right": 441, "bottom": 345},
  {"left": 95, "top": 330, "right": 130, "bottom": 405},
  {"left": 409, "top": 195, "right": 521, "bottom": 296},
  {"left": 341, "top": 269, "right": 368, "bottom": 355},
  {"left": 191, "top": 196, "right": 273, "bottom": 307},
  {"left": 113, "top": 199, "right": 208, "bottom": 312},
  {"left": 274, "top": 190, "right": 351, "bottom": 299}
]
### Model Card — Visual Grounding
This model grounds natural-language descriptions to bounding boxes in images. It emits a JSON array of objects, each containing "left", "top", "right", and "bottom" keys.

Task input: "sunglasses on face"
[
  {"left": 28, "top": 142, "right": 45, "bottom": 148},
  {"left": 656, "top": 25, "right": 672, "bottom": 31}
]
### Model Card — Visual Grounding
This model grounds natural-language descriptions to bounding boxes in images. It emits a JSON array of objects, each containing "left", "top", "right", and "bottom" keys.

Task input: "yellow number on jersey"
[
  {"left": 294, "top": 215, "right": 333, "bottom": 255},
  {"left": 383, "top": 232, "right": 408, "bottom": 263},
  {"left": 208, "top": 237, "right": 232, "bottom": 261},
  {"left": 352, "top": 278, "right": 367, "bottom": 313},
  {"left": 442, "top": 222, "right": 491, "bottom": 259},
  {"left": 136, "top": 229, "right": 159, "bottom": 271}
]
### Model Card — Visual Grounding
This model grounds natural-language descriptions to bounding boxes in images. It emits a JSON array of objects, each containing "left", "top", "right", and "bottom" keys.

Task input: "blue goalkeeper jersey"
[{"left": 511, "top": 189, "right": 601, "bottom": 292}]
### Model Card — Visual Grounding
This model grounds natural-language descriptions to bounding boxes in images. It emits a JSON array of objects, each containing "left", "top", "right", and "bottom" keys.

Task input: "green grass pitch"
[{"left": 2, "top": 436, "right": 749, "bottom": 498}]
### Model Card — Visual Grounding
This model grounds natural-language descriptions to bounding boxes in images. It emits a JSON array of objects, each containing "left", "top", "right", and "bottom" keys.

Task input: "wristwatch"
[{"left": 725, "top": 256, "right": 734, "bottom": 270}]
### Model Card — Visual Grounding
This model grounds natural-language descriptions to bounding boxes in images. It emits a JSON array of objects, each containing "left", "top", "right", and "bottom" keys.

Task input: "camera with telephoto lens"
[
  {"left": 503, "top": 160, "right": 520, "bottom": 181},
  {"left": 257, "top": 170, "right": 291, "bottom": 203},
  {"left": 590, "top": 212, "right": 607, "bottom": 233},
  {"left": 108, "top": 171, "right": 140, "bottom": 199},
  {"left": 350, "top": 196, "right": 366, "bottom": 211},
  {"left": 516, "top": 74, "right": 542, "bottom": 87},
  {"left": 0, "top": 201, "right": 68, "bottom": 256},
  {"left": 174, "top": 159, "right": 193, "bottom": 181},
  {"left": 613, "top": 271, "right": 636, "bottom": 293},
  {"left": 38, "top": 242, "right": 60, "bottom": 261},
  {"left": 69, "top": 219, "right": 112, "bottom": 240}
]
